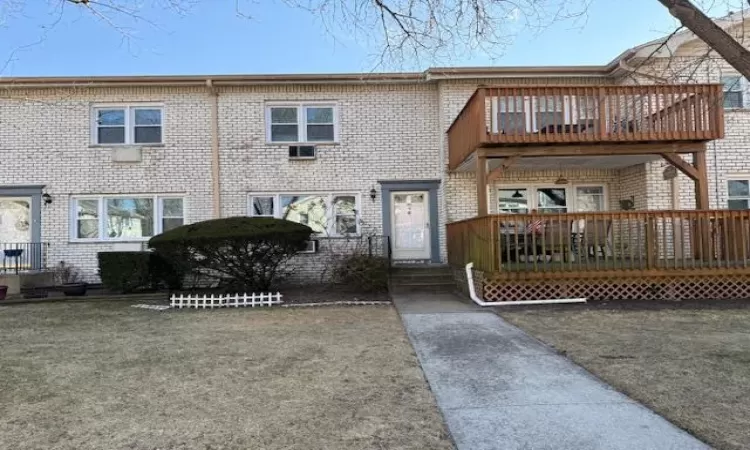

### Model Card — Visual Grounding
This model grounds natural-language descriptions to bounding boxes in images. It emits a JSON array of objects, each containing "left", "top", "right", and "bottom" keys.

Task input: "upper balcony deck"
[{"left": 447, "top": 84, "right": 725, "bottom": 170}]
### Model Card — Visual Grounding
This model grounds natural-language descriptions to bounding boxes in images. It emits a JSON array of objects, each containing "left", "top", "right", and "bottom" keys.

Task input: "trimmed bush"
[
  {"left": 148, "top": 217, "right": 313, "bottom": 291},
  {"left": 332, "top": 255, "right": 389, "bottom": 292},
  {"left": 98, "top": 252, "right": 152, "bottom": 293}
]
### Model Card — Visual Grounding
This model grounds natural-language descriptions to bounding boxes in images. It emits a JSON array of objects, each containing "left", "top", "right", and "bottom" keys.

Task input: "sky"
[{"left": 0, "top": 0, "right": 736, "bottom": 76}]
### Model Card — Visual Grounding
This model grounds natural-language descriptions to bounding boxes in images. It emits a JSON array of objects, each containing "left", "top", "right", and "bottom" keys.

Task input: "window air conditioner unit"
[
  {"left": 300, "top": 239, "right": 319, "bottom": 254},
  {"left": 289, "top": 145, "right": 316, "bottom": 159}
]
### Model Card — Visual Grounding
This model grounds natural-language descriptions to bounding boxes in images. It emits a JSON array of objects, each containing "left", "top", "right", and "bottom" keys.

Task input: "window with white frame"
[
  {"left": 92, "top": 105, "right": 163, "bottom": 145},
  {"left": 248, "top": 193, "right": 359, "bottom": 236},
  {"left": 71, "top": 196, "right": 183, "bottom": 240},
  {"left": 575, "top": 186, "right": 606, "bottom": 212},
  {"left": 266, "top": 104, "right": 337, "bottom": 143},
  {"left": 497, "top": 185, "right": 604, "bottom": 213},
  {"left": 497, "top": 188, "right": 529, "bottom": 213},
  {"left": 727, "top": 180, "right": 750, "bottom": 209},
  {"left": 722, "top": 76, "right": 745, "bottom": 109}
]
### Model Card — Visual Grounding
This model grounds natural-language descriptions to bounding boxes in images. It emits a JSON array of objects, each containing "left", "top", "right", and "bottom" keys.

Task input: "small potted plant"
[{"left": 55, "top": 261, "right": 87, "bottom": 296}]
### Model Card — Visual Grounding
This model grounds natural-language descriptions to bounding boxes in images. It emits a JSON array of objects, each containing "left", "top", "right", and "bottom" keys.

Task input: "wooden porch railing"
[
  {"left": 447, "top": 210, "right": 750, "bottom": 274},
  {"left": 447, "top": 84, "right": 725, "bottom": 170}
]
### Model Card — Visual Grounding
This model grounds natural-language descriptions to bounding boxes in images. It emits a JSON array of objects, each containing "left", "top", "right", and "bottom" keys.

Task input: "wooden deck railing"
[
  {"left": 447, "top": 210, "right": 750, "bottom": 274},
  {"left": 447, "top": 84, "right": 725, "bottom": 170}
]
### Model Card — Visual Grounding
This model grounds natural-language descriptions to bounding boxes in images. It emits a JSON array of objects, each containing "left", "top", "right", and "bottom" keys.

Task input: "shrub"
[
  {"left": 148, "top": 217, "right": 313, "bottom": 291},
  {"left": 332, "top": 254, "right": 389, "bottom": 292},
  {"left": 98, "top": 252, "right": 152, "bottom": 293}
]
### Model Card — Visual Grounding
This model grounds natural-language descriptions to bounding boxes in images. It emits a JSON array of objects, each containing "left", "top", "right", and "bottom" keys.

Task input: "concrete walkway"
[{"left": 393, "top": 293, "right": 710, "bottom": 450}]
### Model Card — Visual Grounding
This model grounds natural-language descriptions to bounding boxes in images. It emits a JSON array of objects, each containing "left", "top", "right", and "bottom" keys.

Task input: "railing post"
[
  {"left": 597, "top": 87, "right": 607, "bottom": 140},
  {"left": 476, "top": 87, "right": 487, "bottom": 143}
]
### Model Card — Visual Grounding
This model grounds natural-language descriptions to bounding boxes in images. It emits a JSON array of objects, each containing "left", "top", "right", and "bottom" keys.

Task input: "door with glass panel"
[
  {"left": 0, "top": 197, "right": 32, "bottom": 271},
  {"left": 391, "top": 192, "right": 430, "bottom": 260}
]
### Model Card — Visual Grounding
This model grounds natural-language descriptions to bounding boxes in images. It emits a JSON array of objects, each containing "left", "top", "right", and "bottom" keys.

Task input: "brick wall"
[
  {"left": 0, "top": 86, "right": 214, "bottom": 281},
  {"left": 0, "top": 82, "right": 443, "bottom": 282}
]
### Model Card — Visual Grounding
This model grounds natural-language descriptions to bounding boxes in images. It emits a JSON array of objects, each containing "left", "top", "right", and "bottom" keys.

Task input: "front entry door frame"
[
  {"left": 378, "top": 179, "right": 441, "bottom": 263},
  {"left": 0, "top": 186, "right": 44, "bottom": 245},
  {"left": 391, "top": 190, "right": 431, "bottom": 260}
]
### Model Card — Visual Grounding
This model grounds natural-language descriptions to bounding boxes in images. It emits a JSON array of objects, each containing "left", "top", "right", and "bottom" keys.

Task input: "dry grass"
[
  {"left": 0, "top": 302, "right": 453, "bottom": 450},
  {"left": 498, "top": 305, "right": 750, "bottom": 450}
]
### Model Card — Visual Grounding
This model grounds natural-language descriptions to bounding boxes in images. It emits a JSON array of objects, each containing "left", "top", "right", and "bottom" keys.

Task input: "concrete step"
[
  {"left": 390, "top": 281, "right": 456, "bottom": 294},
  {"left": 390, "top": 273, "right": 455, "bottom": 284},
  {"left": 390, "top": 265, "right": 453, "bottom": 276}
]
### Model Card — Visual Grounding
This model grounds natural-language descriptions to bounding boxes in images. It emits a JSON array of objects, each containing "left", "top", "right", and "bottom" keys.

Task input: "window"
[
  {"left": 160, "top": 198, "right": 184, "bottom": 232},
  {"left": 497, "top": 189, "right": 529, "bottom": 213},
  {"left": 575, "top": 186, "right": 605, "bottom": 212},
  {"left": 70, "top": 196, "right": 183, "bottom": 241},
  {"left": 333, "top": 195, "right": 357, "bottom": 235},
  {"left": 728, "top": 180, "right": 750, "bottom": 209},
  {"left": 266, "top": 104, "right": 337, "bottom": 143},
  {"left": 248, "top": 193, "right": 359, "bottom": 236},
  {"left": 722, "top": 76, "right": 745, "bottom": 109},
  {"left": 537, "top": 188, "right": 568, "bottom": 213},
  {"left": 498, "top": 185, "right": 605, "bottom": 214},
  {"left": 250, "top": 196, "right": 275, "bottom": 217},
  {"left": 92, "top": 105, "right": 163, "bottom": 145}
]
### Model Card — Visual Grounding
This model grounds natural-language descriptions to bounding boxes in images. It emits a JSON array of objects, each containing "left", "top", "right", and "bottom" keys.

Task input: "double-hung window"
[
  {"left": 92, "top": 105, "right": 164, "bottom": 145},
  {"left": 722, "top": 76, "right": 745, "bottom": 109},
  {"left": 728, "top": 180, "right": 750, "bottom": 209},
  {"left": 266, "top": 103, "right": 337, "bottom": 143},
  {"left": 248, "top": 193, "right": 359, "bottom": 236},
  {"left": 71, "top": 195, "right": 184, "bottom": 241}
]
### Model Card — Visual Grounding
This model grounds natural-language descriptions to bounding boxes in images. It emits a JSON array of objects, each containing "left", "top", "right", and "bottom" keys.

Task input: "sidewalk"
[{"left": 393, "top": 293, "right": 710, "bottom": 450}]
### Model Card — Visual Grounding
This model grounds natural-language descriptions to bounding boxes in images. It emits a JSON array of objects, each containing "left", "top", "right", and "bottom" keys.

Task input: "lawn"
[
  {"left": 497, "top": 301, "right": 750, "bottom": 450},
  {"left": 0, "top": 302, "right": 453, "bottom": 450}
]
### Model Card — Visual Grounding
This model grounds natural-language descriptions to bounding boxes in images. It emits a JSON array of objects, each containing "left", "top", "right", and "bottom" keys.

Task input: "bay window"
[
  {"left": 71, "top": 195, "right": 184, "bottom": 241},
  {"left": 248, "top": 193, "right": 360, "bottom": 236}
]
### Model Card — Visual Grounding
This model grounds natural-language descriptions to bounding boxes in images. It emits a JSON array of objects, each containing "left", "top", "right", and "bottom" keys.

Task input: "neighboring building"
[{"left": 1, "top": 13, "right": 749, "bottom": 293}]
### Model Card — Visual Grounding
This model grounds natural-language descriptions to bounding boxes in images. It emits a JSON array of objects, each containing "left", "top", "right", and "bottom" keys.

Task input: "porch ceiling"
[{"left": 457, "top": 154, "right": 660, "bottom": 172}]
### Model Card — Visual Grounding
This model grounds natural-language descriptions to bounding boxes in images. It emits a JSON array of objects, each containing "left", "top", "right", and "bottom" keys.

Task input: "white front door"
[
  {"left": 0, "top": 197, "right": 32, "bottom": 243},
  {"left": 391, "top": 191, "right": 430, "bottom": 260}
]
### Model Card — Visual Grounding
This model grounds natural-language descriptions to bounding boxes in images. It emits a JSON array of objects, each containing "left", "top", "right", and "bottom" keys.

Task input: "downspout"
[
  {"left": 206, "top": 79, "right": 221, "bottom": 219},
  {"left": 464, "top": 263, "right": 587, "bottom": 306}
]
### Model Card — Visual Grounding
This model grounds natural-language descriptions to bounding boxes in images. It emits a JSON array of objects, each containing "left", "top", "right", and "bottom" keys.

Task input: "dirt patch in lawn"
[
  {"left": 0, "top": 302, "right": 452, "bottom": 450},
  {"left": 497, "top": 302, "right": 750, "bottom": 450}
]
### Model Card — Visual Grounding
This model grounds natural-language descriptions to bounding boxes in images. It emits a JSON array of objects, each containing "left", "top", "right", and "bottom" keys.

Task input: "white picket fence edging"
[{"left": 170, "top": 292, "right": 283, "bottom": 309}]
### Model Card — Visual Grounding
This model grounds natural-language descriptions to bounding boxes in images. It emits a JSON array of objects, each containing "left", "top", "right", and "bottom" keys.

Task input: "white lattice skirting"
[{"left": 170, "top": 292, "right": 283, "bottom": 309}]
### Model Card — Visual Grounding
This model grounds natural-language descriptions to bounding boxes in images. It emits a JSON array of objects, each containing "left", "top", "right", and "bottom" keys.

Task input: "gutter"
[
  {"left": 206, "top": 79, "right": 221, "bottom": 219},
  {"left": 464, "top": 263, "right": 586, "bottom": 306}
]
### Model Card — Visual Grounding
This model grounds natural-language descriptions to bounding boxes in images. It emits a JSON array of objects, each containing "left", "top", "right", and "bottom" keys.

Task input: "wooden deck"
[
  {"left": 447, "top": 85, "right": 725, "bottom": 170},
  {"left": 447, "top": 210, "right": 750, "bottom": 301}
]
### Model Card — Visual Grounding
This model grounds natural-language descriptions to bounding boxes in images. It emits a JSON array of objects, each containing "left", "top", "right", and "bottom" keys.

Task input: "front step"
[
  {"left": 390, "top": 281, "right": 457, "bottom": 294},
  {"left": 389, "top": 265, "right": 456, "bottom": 294}
]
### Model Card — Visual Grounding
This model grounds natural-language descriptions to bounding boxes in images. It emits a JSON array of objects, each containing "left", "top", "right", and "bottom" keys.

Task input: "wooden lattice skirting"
[{"left": 481, "top": 273, "right": 750, "bottom": 302}]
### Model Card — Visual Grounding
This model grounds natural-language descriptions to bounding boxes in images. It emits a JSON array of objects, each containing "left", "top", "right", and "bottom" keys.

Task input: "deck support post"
[
  {"left": 477, "top": 153, "right": 488, "bottom": 216},
  {"left": 661, "top": 151, "right": 711, "bottom": 261},
  {"left": 693, "top": 150, "right": 712, "bottom": 261}
]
